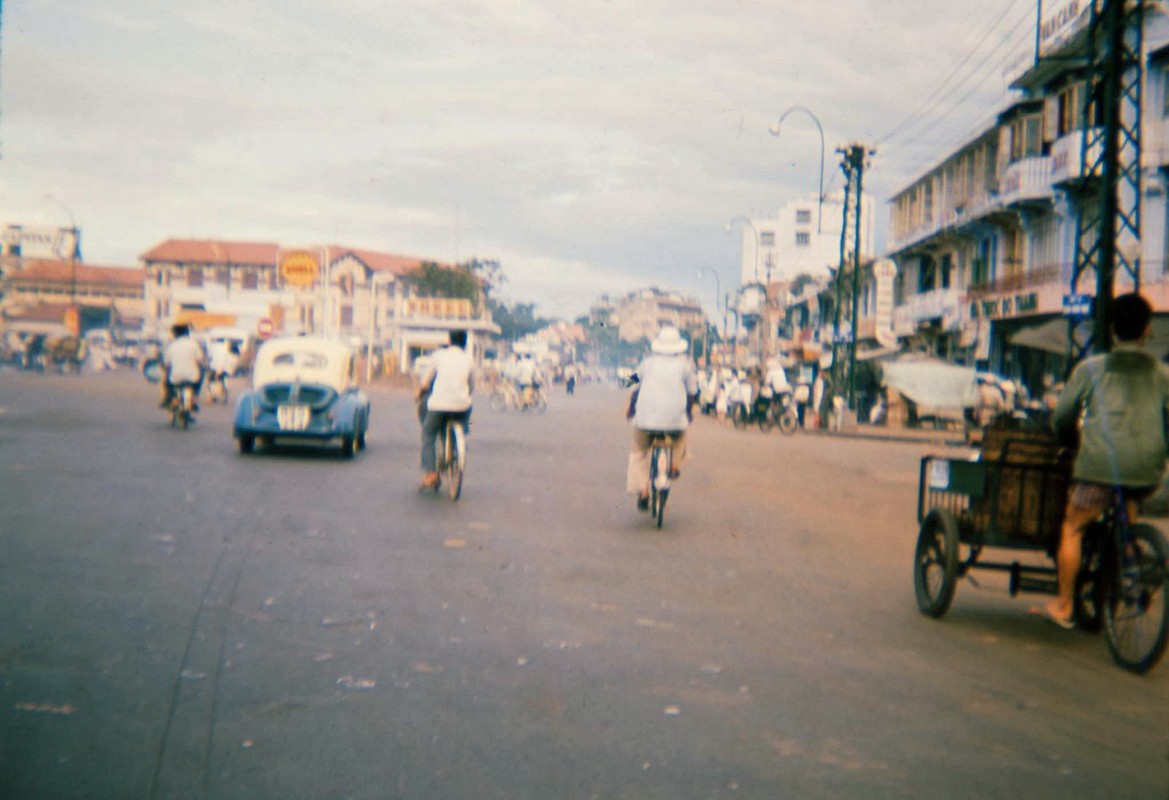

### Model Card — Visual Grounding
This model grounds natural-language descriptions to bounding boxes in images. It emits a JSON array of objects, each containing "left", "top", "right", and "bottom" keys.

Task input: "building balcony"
[
  {"left": 1049, "top": 129, "right": 1103, "bottom": 186},
  {"left": 967, "top": 264, "right": 1063, "bottom": 297},
  {"left": 998, "top": 156, "right": 1053, "bottom": 207},
  {"left": 893, "top": 288, "right": 964, "bottom": 334}
]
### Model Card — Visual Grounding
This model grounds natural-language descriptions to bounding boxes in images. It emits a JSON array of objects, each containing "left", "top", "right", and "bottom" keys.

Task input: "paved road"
[{"left": 0, "top": 370, "right": 1166, "bottom": 799}]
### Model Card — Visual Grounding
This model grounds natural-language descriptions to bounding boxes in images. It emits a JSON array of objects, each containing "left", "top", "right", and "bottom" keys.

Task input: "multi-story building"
[
  {"left": 0, "top": 258, "right": 145, "bottom": 335},
  {"left": 734, "top": 193, "right": 876, "bottom": 289},
  {"left": 141, "top": 239, "right": 498, "bottom": 372},
  {"left": 733, "top": 192, "right": 877, "bottom": 363},
  {"left": 886, "top": 0, "right": 1169, "bottom": 393},
  {"left": 611, "top": 287, "right": 705, "bottom": 345}
]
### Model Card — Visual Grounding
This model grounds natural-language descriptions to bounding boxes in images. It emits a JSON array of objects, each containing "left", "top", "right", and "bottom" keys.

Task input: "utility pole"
[
  {"left": 1069, "top": 0, "right": 1142, "bottom": 361},
  {"left": 830, "top": 155, "right": 853, "bottom": 392},
  {"left": 834, "top": 143, "right": 870, "bottom": 411}
]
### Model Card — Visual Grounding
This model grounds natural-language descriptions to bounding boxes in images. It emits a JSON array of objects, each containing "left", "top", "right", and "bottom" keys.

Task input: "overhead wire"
[
  {"left": 896, "top": 14, "right": 1038, "bottom": 164},
  {"left": 877, "top": 0, "right": 1031, "bottom": 146},
  {"left": 884, "top": 0, "right": 1037, "bottom": 152}
]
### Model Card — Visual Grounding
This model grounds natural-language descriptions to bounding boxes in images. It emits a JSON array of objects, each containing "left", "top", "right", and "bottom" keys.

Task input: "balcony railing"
[
  {"left": 998, "top": 156, "right": 1052, "bottom": 205},
  {"left": 968, "top": 264, "right": 1062, "bottom": 296},
  {"left": 1049, "top": 129, "right": 1103, "bottom": 185}
]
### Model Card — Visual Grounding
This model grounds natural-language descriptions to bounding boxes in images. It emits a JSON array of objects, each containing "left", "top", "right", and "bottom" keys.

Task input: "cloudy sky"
[{"left": 0, "top": 0, "right": 1039, "bottom": 319}]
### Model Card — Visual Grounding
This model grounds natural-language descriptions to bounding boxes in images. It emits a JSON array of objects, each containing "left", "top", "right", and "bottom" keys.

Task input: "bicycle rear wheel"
[
  {"left": 1103, "top": 523, "right": 1169, "bottom": 674},
  {"left": 445, "top": 422, "right": 465, "bottom": 501},
  {"left": 650, "top": 445, "right": 670, "bottom": 528}
]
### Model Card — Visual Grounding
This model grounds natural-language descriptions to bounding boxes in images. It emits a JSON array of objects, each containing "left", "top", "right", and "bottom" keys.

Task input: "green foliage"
[
  {"left": 491, "top": 301, "right": 550, "bottom": 341},
  {"left": 404, "top": 261, "right": 482, "bottom": 310}
]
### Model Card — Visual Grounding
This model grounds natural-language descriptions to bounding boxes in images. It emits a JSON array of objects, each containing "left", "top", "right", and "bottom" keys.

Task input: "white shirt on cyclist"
[
  {"left": 633, "top": 354, "right": 698, "bottom": 431},
  {"left": 163, "top": 336, "right": 204, "bottom": 385},
  {"left": 514, "top": 358, "right": 538, "bottom": 386},
  {"left": 765, "top": 364, "right": 790, "bottom": 395},
  {"left": 421, "top": 346, "right": 474, "bottom": 412}
]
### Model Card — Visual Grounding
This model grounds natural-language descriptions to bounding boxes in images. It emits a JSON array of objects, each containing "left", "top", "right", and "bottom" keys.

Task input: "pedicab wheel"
[
  {"left": 532, "top": 395, "right": 547, "bottom": 414},
  {"left": 1103, "top": 524, "right": 1169, "bottom": 674},
  {"left": 1073, "top": 522, "right": 1107, "bottom": 634},
  {"left": 340, "top": 435, "right": 355, "bottom": 459},
  {"left": 913, "top": 508, "right": 961, "bottom": 618},
  {"left": 238, "top": 435, "right": 255, "bottom": 454}
]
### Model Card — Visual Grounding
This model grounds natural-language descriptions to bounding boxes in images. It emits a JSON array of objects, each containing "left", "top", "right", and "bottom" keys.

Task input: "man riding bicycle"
[
  {"left": 1036, "top": 293, "right": 1169, "bottom": 629},
  {"left": 416, "top": 330, "right": 474, "bottom": 491},
  {"left": 625, "top": 326, "right": 699, "bottom": 511},
  {"left": 161, "top": 323, "right": 204, "bottom": 411}
]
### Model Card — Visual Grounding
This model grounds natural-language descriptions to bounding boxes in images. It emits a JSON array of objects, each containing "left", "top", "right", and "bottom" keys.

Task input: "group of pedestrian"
[{"left": 697, "top": 360, "right": 842, "bottom": 430}]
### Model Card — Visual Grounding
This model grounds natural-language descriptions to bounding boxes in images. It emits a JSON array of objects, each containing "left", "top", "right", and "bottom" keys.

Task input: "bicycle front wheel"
[
  {"left": 446, "top": 422, "right": 465, "bottom": 501},
  {"left": 1103, "top": 523, "right": 1169, "bottom": 674}
]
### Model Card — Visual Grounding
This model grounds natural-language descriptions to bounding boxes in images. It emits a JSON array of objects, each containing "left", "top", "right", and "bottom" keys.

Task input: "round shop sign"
[
  {"left": 279, "top": 251, "right": 320, "bottom": 288},
  {"left": 257, "top": 318, "right": 274, "bottom": 339}
]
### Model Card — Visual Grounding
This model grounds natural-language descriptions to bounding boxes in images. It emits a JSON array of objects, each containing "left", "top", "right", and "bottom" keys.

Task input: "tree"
[{"left": 403, "top": 261, "right": 483, "bottom": 310}]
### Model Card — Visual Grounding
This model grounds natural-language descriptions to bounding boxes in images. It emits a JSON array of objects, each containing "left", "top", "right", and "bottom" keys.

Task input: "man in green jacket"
[{"left": 1037, "top": 293, "right": 1169, "bottom": 629}]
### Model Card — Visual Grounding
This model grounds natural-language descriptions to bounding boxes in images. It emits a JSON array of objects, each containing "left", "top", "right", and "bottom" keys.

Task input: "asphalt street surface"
[{"left": 0, "top": 369, "right": 1167, "bottom": 799}]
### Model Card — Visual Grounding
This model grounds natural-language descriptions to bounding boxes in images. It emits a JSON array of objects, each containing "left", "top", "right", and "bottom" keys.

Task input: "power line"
[
  {"left": 878, "top": 0, "right": 1034, "bottom": 146},
  {"left": 888, "top": 6, "right": 1036, "bottom": 155}
]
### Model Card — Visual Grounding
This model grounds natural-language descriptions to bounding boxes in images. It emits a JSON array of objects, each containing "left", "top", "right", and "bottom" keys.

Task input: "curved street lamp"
[
  {"left": 724, "top": 215, "right": 760, "bottom": 284},
  {"left": 45, "top": 194, "right": 81, "bottom": 307},
  {"left": 771, "top": 106, "right": 825, "bottom": 234}
]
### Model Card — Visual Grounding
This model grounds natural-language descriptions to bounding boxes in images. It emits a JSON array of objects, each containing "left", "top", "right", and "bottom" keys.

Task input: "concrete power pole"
[{"left": 834, "top": 143, "right": 870, "bottom": 410}]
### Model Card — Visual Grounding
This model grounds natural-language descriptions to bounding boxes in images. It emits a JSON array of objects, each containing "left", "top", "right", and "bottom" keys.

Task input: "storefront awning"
[
  {"left": 882, "top": 358, "right": 978, "bottom": 416},
  {"left": 1010, "top": 316, "right": 1169, "bottom": 358}
]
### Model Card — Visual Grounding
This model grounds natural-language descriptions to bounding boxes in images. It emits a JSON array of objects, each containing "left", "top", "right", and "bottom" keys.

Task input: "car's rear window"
[{"left": 271, "top": 352, "right": 328, "bottom": 369}]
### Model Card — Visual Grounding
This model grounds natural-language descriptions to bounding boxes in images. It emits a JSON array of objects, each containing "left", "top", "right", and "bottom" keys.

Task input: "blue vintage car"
[{"left": 233, "top": 337, "right": 370, "bottom": 457}]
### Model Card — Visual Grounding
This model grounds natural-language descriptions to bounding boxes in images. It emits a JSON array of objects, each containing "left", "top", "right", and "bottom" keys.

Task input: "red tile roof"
[
  {"left": 140, "top": 239, "right": 280, "bottom": 266},
  {"left": 7, "top": 259, "right": 145, "bottom": 286},
  {"left": 140, "top": 238, "right": 441, "bottom": 276},
  {"left": 329, "top": 245, "right": 437, "bottom": 276}
]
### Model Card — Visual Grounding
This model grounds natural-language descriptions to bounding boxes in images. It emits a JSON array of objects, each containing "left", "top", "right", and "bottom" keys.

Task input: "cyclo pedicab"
[{"left": 913, "top": 419, "right": 1169, "bottom": 674}]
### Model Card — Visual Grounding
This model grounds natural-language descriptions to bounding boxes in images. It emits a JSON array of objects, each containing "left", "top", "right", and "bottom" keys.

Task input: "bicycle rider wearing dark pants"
[
  {"left": 625, "top": 326, "right": 699, "bottom": 511},
  {"left": 416, "top": 330, "right": 474, "bottom": 491},
  {"left": 1035, "top": 293, "right": 1169, "bottom": 629}
]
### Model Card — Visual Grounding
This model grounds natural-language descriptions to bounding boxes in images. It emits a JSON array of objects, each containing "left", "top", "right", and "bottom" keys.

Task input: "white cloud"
[{"left": 1, "top": 0, "right": 1028, "bottom": 318}]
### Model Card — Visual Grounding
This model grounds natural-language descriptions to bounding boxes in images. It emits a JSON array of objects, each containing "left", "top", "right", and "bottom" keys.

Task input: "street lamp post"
[
  {"left": 319, "top": 245, "right": 332, "bottom": 337},
  {"left": 698, "top": 265, "right": 722, "bottom": 366},
  {"left": 725, "top": 216, "right": 763, "bottom": 362},
  {"left": 366, "top": 270, "right": 396, "bottom": 382},
  {"left": 771, "top": 106, "right": 826, "bottom": 234},
  {"left": 45, "top": 195, "right": 81, "bottom": 336},
  {"left": 725, "top": 215, "right": 761, "bottom": 283}
]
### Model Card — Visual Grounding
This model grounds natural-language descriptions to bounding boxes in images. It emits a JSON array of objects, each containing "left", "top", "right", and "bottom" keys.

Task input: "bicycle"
[
  {"left": 519, "top": 385, "right": 548, "bottom": 414},
  {"left": 646, "top": 431, "right": 677, "bottom": 529},
  {"left": 1076, "top": 488, "right": 1169, "bottom": 673},
  {"left": 770, "top": 392, "right": 799, "bottom": 435},
  {"left": 168, "top": 383, "right": 197, "bottom": 430},
  {"left": 433, "top": 416, "right": 467, "bottom": 501},
  {"left": 914, "top": 432, "right": 1169, "bottom": 674},
  {"left": 489, "top": 383, "right": 517, "bottom": 412}
]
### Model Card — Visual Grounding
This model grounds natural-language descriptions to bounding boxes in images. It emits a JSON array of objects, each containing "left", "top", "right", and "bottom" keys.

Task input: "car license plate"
[{"left": 278, "top": 404, "right": 310, "bottom": 431}]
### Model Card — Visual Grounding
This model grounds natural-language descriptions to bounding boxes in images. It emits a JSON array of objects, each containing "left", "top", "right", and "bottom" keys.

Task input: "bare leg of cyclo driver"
[{"left": 1040, "top": 495, "right": 1140, "bottom": 626}]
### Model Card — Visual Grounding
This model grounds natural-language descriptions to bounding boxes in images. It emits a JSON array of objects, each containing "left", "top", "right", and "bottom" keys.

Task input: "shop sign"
[
  {"left": 1039, "top": 0, "right": 1090, "bottom": 58},
  {"left": 279, "top": 251, "right": 320, "bottom": 288},
  {"left": 969, "top": 291, "right": 1039, "bottom": 320}
]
